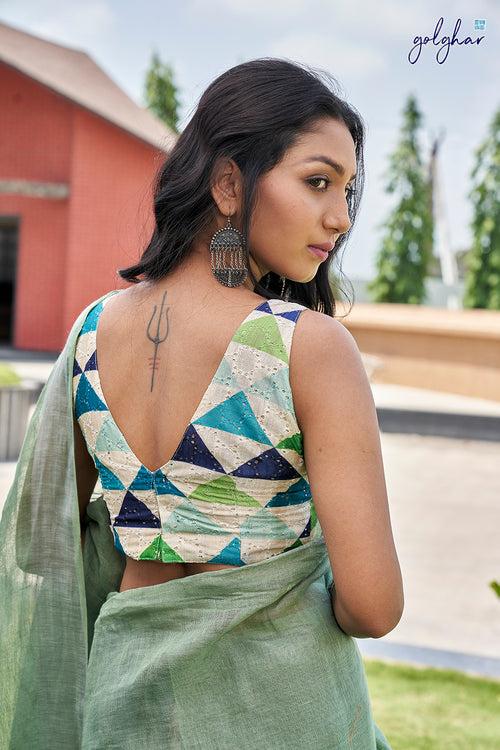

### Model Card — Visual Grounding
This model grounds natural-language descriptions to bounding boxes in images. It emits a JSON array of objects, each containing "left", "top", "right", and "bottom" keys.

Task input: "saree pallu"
[
  {"left": 0, "top": 290, "right": 392, "bottom": 749},
  {"left": 82, "top": 497, "right": 391, "bottom": 749}
]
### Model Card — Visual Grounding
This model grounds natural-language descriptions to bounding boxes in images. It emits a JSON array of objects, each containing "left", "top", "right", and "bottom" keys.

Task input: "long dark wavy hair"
[{"left": 118, "top": 57, "right": 365, "bottom": 317}]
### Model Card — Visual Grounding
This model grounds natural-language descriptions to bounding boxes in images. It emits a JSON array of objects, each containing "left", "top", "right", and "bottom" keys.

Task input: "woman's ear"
[{"left": 210, "top": 156, "right": 243, "bottom": 219}]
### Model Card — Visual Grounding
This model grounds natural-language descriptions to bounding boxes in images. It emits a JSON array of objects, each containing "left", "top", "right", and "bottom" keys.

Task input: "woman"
[{"left": 1, "top": 58, "right": 403, "bottom": 748}]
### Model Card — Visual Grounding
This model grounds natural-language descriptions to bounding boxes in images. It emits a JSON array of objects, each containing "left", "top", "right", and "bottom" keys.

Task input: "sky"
[{"left": 1, "top": 0, "right": 498, "bottom": 280}]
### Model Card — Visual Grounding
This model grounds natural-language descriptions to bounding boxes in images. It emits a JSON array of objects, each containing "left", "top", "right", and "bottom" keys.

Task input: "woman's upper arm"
[
  {"left": 290, "top": 310, "right": 404, "bottom": 636},
  {"left": 73, "top": 414, "right": 98, "bottom": 525}
]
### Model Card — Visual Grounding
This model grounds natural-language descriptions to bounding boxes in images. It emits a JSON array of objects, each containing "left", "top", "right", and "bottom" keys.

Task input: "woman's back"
[
  {"left": 93, "top": 283, "right": 270, "bottom": 478},
  {"left": 74, "top": 278, "right": 320, "bottom": 590}
]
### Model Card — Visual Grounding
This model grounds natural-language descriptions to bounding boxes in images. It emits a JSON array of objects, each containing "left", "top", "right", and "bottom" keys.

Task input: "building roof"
[{"left": 0, "top": 20, "right": 176, "bottom": 152}]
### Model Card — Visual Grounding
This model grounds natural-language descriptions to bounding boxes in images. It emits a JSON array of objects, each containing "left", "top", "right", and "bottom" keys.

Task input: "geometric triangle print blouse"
[{"left": 73, "top": 291, "right": 319, "bottom": 566}]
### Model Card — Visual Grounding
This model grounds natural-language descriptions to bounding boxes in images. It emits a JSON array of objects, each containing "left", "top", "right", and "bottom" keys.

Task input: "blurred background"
[{"left": 0, "top": 2, "right": 499, "bottom": 746}]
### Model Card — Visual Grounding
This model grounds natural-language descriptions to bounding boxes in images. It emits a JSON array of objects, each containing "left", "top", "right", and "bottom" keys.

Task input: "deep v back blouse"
[{"left": 72, "top": 291, "right": 319, "bottom": 565}]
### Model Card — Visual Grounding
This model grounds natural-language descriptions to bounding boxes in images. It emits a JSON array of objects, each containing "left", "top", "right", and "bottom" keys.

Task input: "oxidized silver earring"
[
  {"left": 280, "top": 275, "right": 291, "bottom": 301},
  {"left": 210, "top": 214, "right": 248, "bottom": 287}
]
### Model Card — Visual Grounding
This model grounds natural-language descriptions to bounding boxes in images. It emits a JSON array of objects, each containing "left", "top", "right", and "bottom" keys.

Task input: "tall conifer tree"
[
  {"left": 144, "top": 50, "right": 181, "bottom": 133},
  {"left": 368, "top": 95, "right": 433, "bottom": 304},
  {"left": 463, "top": 108, "right": 500, "bottom": 309}
]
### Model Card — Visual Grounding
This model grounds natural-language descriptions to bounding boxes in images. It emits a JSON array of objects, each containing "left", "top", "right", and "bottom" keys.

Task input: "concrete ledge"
[
  {"left": 377, "top": 407, "right": 500, "bottom": 442},
  {"left": 340, "top": 303, "right": 500, "bottom": 401}
]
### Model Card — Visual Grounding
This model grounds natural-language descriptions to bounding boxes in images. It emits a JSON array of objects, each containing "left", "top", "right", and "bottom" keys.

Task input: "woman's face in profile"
[{"left": 250, "top": 116, "right": 356, "bottom": 283}]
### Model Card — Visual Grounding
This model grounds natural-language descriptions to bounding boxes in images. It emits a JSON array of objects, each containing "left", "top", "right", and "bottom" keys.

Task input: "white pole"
[{"left": 430, "top": 131, "right": 460, "bottom": 308}]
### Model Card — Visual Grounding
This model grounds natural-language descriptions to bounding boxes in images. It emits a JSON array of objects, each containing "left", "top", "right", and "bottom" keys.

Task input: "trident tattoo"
[{"left": 146, "top": 291, "right": 169, "bottom": 392}]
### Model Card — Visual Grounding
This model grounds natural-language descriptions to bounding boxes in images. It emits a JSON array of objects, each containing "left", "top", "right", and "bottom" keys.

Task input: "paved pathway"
[{"left": 358, "top": 431, "right": 500, "bottom": 680}]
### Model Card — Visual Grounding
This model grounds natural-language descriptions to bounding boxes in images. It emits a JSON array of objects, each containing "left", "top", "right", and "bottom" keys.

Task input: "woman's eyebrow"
[{"left": 301, "top": 155, "right": 357, "bottom": 181}]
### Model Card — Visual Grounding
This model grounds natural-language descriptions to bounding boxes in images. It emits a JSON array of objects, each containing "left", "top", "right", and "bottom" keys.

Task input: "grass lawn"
[{"left": 364, "top": 657, "right": 500, "bottom": 749}]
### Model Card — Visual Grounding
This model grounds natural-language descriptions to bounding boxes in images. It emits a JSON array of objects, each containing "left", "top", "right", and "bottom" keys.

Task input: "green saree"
[{"left": 0, "top": 290, "right": 392, "bottom": 749}]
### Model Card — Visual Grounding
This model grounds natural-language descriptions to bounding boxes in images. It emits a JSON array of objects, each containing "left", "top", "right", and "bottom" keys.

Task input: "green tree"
[
  {"left": 143, "top": 50, "right": 181, "bottom": 133},
  {"left": 463, "top": 108, "right": 500, "bottom": 309},
  {"left": 367, "top": 94, "right": 433, "bottom": 304}
]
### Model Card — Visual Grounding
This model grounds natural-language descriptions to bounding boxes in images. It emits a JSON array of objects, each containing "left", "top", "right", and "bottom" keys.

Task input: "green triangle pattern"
[
  {"left": 189, "top": 474, "right": 261, "bottom": 507},
  {"left": 233, "top": 315, "right": 288, "bottom": 364},
  {"left": 310, "top": 501, "right": 318, "bottom": 530},
  {"left": 162, "top": 499, "right": 232, "bottom": 536},
  {"left": 240, "top": 507, "right": 299, "bottom": 539},
  {"left": 139, "top": 534, "right": 185, "bottom": 562},
  {"left": 277, "top": 432, "right": 303, "bottom": 456}
]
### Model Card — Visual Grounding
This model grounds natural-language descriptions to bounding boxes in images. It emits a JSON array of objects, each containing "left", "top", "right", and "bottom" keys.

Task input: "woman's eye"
[
  {"left": 307, "top": 177, "right": 357, "bottom": 198},
  {"left": 307, "top": 177, "right": 330, "bottom": 191}
]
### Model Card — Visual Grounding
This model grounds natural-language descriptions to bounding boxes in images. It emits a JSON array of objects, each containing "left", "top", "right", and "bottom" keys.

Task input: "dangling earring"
[
  {"left": 210, "top": 214, "right": 248, "bottom": 287},
  {"left": 280, "top": 275, "right": 291, "bottom": 301}
]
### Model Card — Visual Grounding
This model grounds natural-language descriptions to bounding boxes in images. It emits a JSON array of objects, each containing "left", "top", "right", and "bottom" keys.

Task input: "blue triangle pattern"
[
  {"left": 231, "top": 448, "right": 301, "bottom": 480},
  {"left": 171, "top": 424, "right": 226, "bottom": 473},
  {"left": 74, "top": 372, "right": 107, "bottom": 419},
  {"left": 129, "top": 465, "right": 156, "bottom": 491},
  {"left": 208, "top": 537, "right": 244, "bottom": 566},
  {"left": 299, "top": 516, "right": 312, "bottom": 539},
  {"left": 277, "top": 309, "right": 303, "bottom": 323},
  {"left": 211, "top": 355, "right": 239, "bottom": 389},
  {"left": 94, "top": 455, "right": 125, "bottom": 490},
  {"left": 247, "top": 368, "right": 292, "bottom": 414},
  {"left": 83, "top": 349, "right": 97, "bottom": 372},
  {"left": 113, "top": 527, "right": 126, "bottom": 555},
  {"left": 193, "top": 391, "right": 273, "bottom": 446},
  {"left": 114, "top": 490, "right": 161, "bottom": 528},
  {"left": 95, "top": 415, "right": 130, "bottom": 454},
  {"left": 79, "top": 302, "right": 102, "bottom": 335},
  {"left": 265, "top": 477, "right": 312, "bottom": 507},
  {"left": 256, "top": 300, "right": 274, "bottom": 315},
  {"left": 154, "top": 471, "right": 186, "bottom": 497}
]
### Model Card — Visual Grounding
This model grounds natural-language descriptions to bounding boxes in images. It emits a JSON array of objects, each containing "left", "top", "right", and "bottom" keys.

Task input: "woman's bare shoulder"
[
  {"left": 293, "top": 307, "right": 357, "bottom": 349},
  {"left": 290, "top": 308, "right": 364, "bottom": 430}
]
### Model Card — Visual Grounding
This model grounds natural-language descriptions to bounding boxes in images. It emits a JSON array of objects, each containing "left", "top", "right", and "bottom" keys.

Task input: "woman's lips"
[{"left": 307, "top": 245, "right": 328, "bottom": 260}]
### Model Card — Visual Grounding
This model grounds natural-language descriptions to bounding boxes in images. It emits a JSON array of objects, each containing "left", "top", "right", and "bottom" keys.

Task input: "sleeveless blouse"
[{"left": 72, "top": 292, "right": 319, "bottom": 565}]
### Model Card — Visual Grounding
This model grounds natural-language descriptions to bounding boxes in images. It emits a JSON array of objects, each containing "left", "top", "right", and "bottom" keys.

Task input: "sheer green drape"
[
  {"left": 0, "top": 290, "right": 392, "bottom": 749},
  {"left": 0, "top": 291, "right": 116, "bottom": 748}
]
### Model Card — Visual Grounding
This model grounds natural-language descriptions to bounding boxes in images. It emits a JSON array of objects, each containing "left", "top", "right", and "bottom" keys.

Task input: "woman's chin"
[{"left": 301, "top": 269, "right": 319, "bottom": 283}]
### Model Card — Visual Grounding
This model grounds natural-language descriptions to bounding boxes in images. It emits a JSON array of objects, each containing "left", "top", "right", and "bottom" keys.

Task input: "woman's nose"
[{"left": 325, "top": 206, "right": 351, "bottom": 237}]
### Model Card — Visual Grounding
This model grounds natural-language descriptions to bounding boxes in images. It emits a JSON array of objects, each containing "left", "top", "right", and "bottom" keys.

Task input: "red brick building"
[{"left": 0, "top": 20, "right": 176, "bottom": 351}]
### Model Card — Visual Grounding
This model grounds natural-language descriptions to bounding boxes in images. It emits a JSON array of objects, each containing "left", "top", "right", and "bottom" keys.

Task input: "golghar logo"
[{"left": 408, "top": 17, "right": 485, "bottom": 64}]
